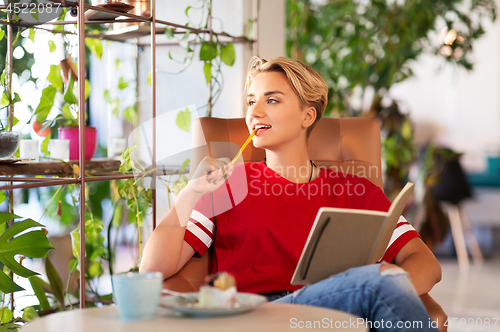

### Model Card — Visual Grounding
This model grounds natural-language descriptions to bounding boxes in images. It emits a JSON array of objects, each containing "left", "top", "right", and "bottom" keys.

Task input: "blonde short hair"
[{"left": 245, "top": 56, "right": 328, "bottom": 136}]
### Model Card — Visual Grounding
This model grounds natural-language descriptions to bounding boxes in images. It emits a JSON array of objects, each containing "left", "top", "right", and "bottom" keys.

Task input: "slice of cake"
[{"left": 198, "top": 272, "right": 237, "bottom": 308}]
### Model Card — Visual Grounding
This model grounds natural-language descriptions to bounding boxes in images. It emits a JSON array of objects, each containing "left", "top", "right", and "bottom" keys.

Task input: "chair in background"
[
  {"left": 432, "top": 158, "right": 483, "bottom": 270},
  {"left": 162, "top": 117, "right": 446, "bottom": 330}
]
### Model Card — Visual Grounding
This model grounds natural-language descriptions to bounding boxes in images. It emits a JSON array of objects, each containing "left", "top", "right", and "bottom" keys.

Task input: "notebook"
[{"left": 291, "top": 182, "right": 414, "bottom": 285}]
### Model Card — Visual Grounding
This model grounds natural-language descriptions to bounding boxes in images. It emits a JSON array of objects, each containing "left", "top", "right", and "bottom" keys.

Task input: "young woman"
[{"left": 140, "top": 57, "right": 443, "bottom": 331}]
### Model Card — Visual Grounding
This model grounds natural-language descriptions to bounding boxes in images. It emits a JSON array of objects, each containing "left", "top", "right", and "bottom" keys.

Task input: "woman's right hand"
[{"left": 186, "top": 157, "right": 234, "bottom": 196}]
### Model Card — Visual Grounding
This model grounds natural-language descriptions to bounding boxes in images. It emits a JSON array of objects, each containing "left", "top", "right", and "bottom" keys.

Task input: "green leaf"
[
  {"left": 199, "top": 41, "right": 218, "bottom": 61},
  {"left": 12, "top": 93, "right": 21, "bottom": 104},
  {"left": 85, "top": 79, "right": 91, "bottom": 101},
  {"left": 34, "top": 85, "right": 57, "bottom": 124},
  {"left": 0, "top": 192, "right": 6, "bottom": 204},
  {"left": 119, "top": 146, "right": 137, "bottom": 174},
  {"left": 0, "top": 218, "right": 54, "bottom": 284},
  {"left": 203, "top": 62, "right": 212, "bottom": 85},
  {"left": 103, "top": 90, "right": 110, "bottom": 103},
  {"left": 0, "top": 307, "right": 13, "bottom": 324},
  {"left": 0, "top": 270, "right": 24, "bottom": 293},
  {"left": 31, "top": 8, "right": 39, "bottom": 21},
  {"left": 29, "top": 276, "right": 51, "bottom": 311},
  {"left": 0, "top": 29, "right": 4, "bottom": 42},
  {"left": 111, "top": 99, "right": 120, "bottom": 117},
  {"left": 180, "top": 158, "right": 190, "bottom": 172},
  {"left": 48, "top": 65, "right": 63, "bottom": 93},
  {"left": 61, "top": 104, "right": 74, "bottom": 122},
  {"left": 48, "top": 40, "right": 56, "bottom": 53},
  {"left": 0, "top": 212, "right": 18, "bottom": 226},
  {"left": 123, "top": 105, "right": 137, "bottom": 124},
  {"left": 70, "top": 228, "right": 80, "bottom": 259},
  {"left": 89, "top": 260, "right": 103, "bottom": 278},
  {"left": 41, "top": 135, "right": 50, "bottom": 158},
  {"left": 45, "top": 257, "right": 65, "bottom": 310},
  {"left": 8, "top": 116, "right": 18, "bottom": 128},
  {"left": 117, "top": 77, "right": 128, "bottom": 90},
  {"left": 22, "top": 306, "right": 39, "bottom": 322},
  {"left": 220, "top": 43, "right": 235, "bottom": 66},
  {"left": 0, "top": 322, "right": 23, "bottom": 331},
  {"left": 164, "top": 27, "right": 174, "bottom": 39},
  {"left": 0, "top": 91, "right": 10, "bottom": 107},
  {"left": 28, "top": 29, "right": 35, "bottom": 43},
  {"left": 85, "top": 38, "right": 103, "bottom": 60},
  {"left": 147, "top": 71, "right": 152, "bottom": 86},
  {"left": 175, "top": 107, "right": 191, "bottom": 132},
  {"left": 115, "top": 58, "right": 120, "bottom": 70},
  {"left": 63, "top": 75, "right": 78, "bottom": 105},
  {"left": 179, "top": 31, "right": 191, "bottom": 51}
]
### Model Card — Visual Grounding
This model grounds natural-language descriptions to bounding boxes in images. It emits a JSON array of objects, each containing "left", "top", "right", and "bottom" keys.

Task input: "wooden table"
[{"left": 20, "top": 303, "right": 368, "bottom": 332}]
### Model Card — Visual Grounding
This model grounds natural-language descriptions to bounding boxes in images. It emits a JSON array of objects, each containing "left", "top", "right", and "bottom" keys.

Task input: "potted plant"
[
  {"left": 33, "top": 60, "right": 97, "bottom": 160},
  {"left": 0, "top": 123, "right": 21, "bottom": 160}
]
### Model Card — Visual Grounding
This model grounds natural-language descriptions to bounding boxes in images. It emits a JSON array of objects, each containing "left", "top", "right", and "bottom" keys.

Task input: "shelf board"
[
  {"left": 0, "top": 158, "right": 121, "bottom": 177},
  {"left": 100, "top": 25, "right": 166, "bottom": 42}
]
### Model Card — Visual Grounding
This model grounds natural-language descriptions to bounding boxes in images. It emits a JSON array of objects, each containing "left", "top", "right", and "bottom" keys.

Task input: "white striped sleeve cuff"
[{"left": 386, "top": 215, "right": 416, "bottom": 249}]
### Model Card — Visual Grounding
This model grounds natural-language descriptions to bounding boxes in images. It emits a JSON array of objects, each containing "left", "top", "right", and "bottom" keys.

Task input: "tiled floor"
[{"left": 430, "top": 255, "right": 500, "bottom": 331}]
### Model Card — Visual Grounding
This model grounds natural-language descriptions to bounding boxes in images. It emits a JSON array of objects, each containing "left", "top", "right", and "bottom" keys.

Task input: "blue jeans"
[{"left": 274, "top": 264, "right": 437, "bottom": 332}]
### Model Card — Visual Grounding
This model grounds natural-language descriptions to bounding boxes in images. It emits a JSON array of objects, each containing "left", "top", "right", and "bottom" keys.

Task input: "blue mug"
[{"left": 111, "top": 272, "right": 163, "bottom": 321}]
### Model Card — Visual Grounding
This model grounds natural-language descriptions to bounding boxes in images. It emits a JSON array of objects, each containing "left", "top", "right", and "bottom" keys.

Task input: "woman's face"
[{"left": 245, "top": 72, "right": 315, "bottom": 150}]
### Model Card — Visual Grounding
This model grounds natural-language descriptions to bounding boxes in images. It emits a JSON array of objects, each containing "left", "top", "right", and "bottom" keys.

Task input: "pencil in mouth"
[{"left": 230, "top": 128, "right": 259, "bottom": 165}]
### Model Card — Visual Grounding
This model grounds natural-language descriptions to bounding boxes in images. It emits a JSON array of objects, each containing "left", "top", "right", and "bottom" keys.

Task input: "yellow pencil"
[{"left": 231, "top": 128, "right": 258, "bottom": 164}]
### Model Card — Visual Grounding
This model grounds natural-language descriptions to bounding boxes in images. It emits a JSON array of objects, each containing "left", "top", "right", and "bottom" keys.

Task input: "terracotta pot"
[{"left": 58, "top": 126, "right": 97, "bottom": 160}]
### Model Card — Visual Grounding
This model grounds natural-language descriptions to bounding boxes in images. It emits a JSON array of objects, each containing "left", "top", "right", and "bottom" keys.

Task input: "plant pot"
[
  {"left": 58, "top": 126, "right": 97, "bottom": 160},
  {"left": 0, "top": 131, "right": 21, "bottom": 160}
]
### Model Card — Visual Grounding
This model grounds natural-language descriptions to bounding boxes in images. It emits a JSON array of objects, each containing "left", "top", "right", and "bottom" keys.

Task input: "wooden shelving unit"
[{"left": 0, "top": 0, "right": 258, "bottom": 309}]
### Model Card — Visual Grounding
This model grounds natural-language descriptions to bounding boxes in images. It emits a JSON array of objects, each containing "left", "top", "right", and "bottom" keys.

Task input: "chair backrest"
[{"left": 162, "top": 116, "right": 383, "bottom": 291}]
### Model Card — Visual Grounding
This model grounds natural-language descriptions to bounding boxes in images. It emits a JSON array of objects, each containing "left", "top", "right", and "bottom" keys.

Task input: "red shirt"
[{"left": 184, "top": 161, "right": 420, "bottom": 294}]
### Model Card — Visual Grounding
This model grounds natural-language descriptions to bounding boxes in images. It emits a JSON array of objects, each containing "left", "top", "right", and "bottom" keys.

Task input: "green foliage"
[
  {"left": 0, "top": 212, "right": 54, "bottom": 293},
  {"left": 164, "top": 27, "right": 175, "bottom": 39},
  {"left": 28, "top": 29, "right": 35, "bottom": 43},
  {"left": 47, "top": 65, "right": 63, "bottom": 93},
  {"left": 48, "top": 40, "right": 56, "bottom": 53},
  {"left": 219, "top": 43, "right": 235, "bottom": 66},
  {"left": 45, "top": 257, "right": 65, "bottom": 310},
  {"left": 123, "top": 104, "right": 137, "bottom": 124},
  {"left": 28, "top": 276, "right": 51, "bottom": 311},
  {"left": 85, "top": 37, "right": 103, "bottom": 60},
  {"left": 0, "top": 307, "right": 12, "bottom": 324},
  {"left": 118, "top": 146, "right": 153, "bottom": 231},
  {"left": 63, "top": 75, "right": 78, "bottom": 105},
  {"left": 21, "top": 307, "right": 39, "bottom": 322},
  {"left": 200, "top": 41, "right": 218, "bottom": 61},
  {"left": 175, "top": 107, "right": 191, "bottom": 132},
  {"left": 203, "top": 62, "right": 212, "bottom": 85},
  {"left": 0, "top": 24, "right": 36, "bottom": 87},
  {"left": 178, "top": 31, "right": 192, "bottom": 52},
  {"left": 117, "top": 77, "right": 129, "bottom": 90},
  {"left": 159, "top": 1, "right": 237, "bottom": 115},
  {"left": 286, "top": 0, "right": 496, "bottom": 116}
]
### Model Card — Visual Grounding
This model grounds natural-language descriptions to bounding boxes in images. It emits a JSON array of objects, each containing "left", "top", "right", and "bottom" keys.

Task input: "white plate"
[{"left": 158, "top": 292, "right": 267, "bottom": 317}]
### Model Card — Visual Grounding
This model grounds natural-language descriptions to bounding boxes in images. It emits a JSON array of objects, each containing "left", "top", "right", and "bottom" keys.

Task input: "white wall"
[{"left": 389, "top": 16, "right": 500, "bottom": 172}]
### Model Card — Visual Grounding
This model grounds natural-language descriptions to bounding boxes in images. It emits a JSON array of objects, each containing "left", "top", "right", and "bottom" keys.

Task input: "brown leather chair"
[{"left": 162, "top": 117, "right": 446, "bottom": 331}]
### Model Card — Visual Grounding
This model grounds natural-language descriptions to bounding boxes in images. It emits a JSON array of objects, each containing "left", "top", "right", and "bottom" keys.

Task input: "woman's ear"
[{"left": 302, "top": 106, "right": 317, "bottom": 130}]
